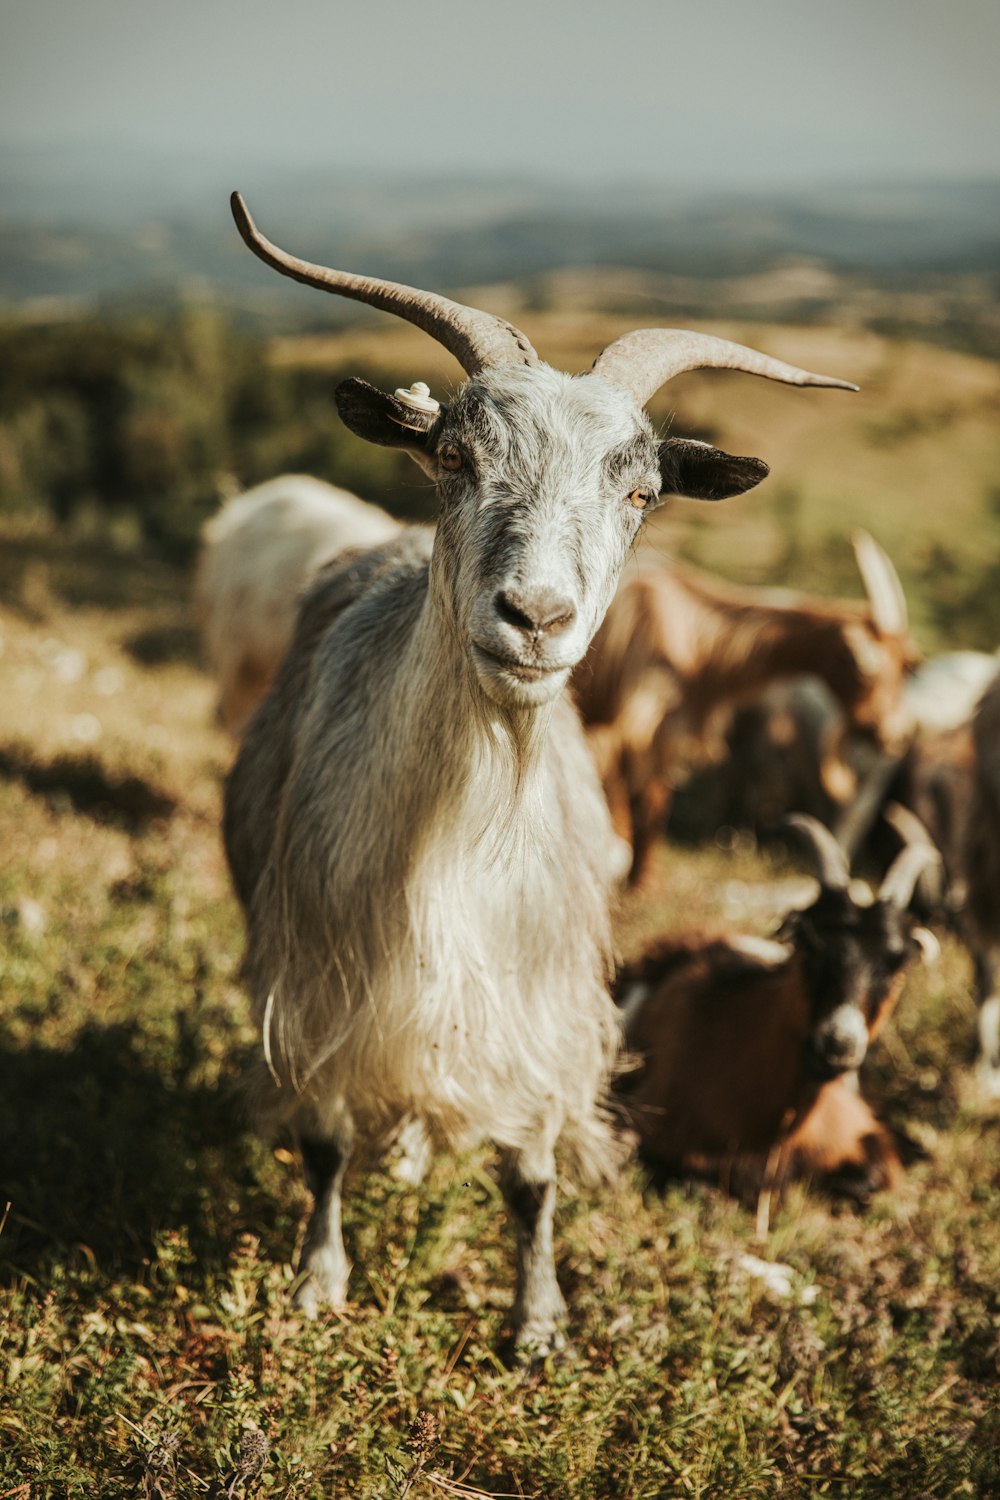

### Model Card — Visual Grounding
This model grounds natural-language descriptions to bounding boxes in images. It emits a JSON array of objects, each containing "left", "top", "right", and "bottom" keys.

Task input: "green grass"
[{"left": 2, "top": 513, "right": 1000, "bottom": 1497}]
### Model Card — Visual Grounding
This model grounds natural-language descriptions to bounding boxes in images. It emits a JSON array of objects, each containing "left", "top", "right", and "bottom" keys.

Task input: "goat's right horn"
[
  {"left": 784, "top": 813, "right": 851, "bottom": 890},
  {"left": 879, "top": 801, "right": 943, "bottom": 909},
  {"left": 230, "top": 192, "right": 539, "bottom": 376},
  {"left": 878, "top": 842, "right": 941, "bottom": 910},
  {"left": 588, "top": 328, "right": 859, "bottom": 407}
]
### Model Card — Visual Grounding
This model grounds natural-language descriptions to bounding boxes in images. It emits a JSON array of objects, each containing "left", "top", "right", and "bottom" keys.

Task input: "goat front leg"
[
  {"left": 974, "top": 947, "right": 1000, "bottom": 1098},
  {"left": 296, "top": 1132, "right": 352, "bottom": 1318},
  {"left": 500, "top": 1142, "right": 567, "bottom": 1362}
]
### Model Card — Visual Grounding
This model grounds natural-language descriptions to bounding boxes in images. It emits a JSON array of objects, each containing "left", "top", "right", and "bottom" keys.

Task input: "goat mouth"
[
  {"left": 471, "top": 643, "right": 567, "bottom": 684},
  {"left": 807, "top": 1056, "right": 846, "bottom": 1082},
  {"left": 806, "top": 1047, "right": 864, "bottom": 1082}
]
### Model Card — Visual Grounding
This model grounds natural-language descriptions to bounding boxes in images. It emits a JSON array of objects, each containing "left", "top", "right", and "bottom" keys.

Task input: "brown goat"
[
  {"left": 614, "top": 815, "right": 936, "bottom": 1202},
  {"left": 776, "top": 1075, "right": 904, "bottom": 1196},
  {"left": 574, "top": 533, "right": 917, "bottom": 884}
]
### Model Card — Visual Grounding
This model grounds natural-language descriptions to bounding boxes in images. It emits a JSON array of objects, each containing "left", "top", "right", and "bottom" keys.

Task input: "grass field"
[{"left": 2, "top": 319, "right": 1000, "bottom": 1497}]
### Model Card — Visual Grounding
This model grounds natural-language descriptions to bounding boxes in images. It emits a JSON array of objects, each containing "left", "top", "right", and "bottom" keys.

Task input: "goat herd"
[{"left": 195, "top": 194, "right": 1000, "bottom": 1359}]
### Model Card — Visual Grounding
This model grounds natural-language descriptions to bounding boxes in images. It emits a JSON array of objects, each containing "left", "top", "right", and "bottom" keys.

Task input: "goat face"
[
  {"left": 789, "top": 889, "right": 921, "bottom": 1077},
  {"left": 336, "top": 365, "right": 774, "bottom": 712},
  {"left": 230, "top": 193, "right": 855, "bottom": 713},
  {"left": 432, "top": 367, "right": 658, "bottom": 709}
]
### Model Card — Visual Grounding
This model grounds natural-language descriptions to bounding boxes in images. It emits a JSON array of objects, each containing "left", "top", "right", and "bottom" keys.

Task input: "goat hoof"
[
  {"left": 294, "top": 1278, "right": 322, "bottom": 1321},
  {"left": 294, "top": 1254, "right": 351, "bottom": 1318},
  {"left": 512, "top": 1322, "right": 570, "bottom": 1367},
  {"left": 386, "top": 1117, "right": 433, "bottom": 1186}
]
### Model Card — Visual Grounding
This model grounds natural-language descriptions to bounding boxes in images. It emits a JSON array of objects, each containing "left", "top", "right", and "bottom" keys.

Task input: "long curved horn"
[
  {"left": 784, "top": 813, "right": 852, "bottom": 890},
  {"left": 588, "top": 328, "right": 859, "bottom": 407},
  {"left": 852, "top": 530, "right": 909, "bottom": 635},
  {"left": 883, "top": 801, "right": 935, "bottom": 850},
  {"left": 834, "top": 748, "right": 907, "bottom": 860},
  {"left": 880, "top": 801, "right": 944, "bottom": 910},
  {"left": 231, "top": 192, "right": 538, "bottom": 376},
  {"left": 878, "top": 842, "right": 941, "bottom": 909}
]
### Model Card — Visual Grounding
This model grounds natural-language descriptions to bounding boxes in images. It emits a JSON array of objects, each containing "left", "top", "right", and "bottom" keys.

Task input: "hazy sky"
[{"left": 2, "top": 0, "right": 999, "bottom": 186}]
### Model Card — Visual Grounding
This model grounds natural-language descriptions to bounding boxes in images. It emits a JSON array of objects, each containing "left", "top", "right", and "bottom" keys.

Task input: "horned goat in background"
[
  {"left": 833, "top": 661, "right": 1000, "bottom": 1095},
  {"left": 222, "top": 191, "right": 855, "bottom": 1357},
  {"left": 574, "top": 534, "right": 917, "bottom": 885},
  {"left": 197, "top": 475, "right": 400, "bottom": 734},
  {"left": 684, "top": 649, "right": 999, "bottom": 847},
  {"left": 615, "top": 815, "right": 938, "bottom": 1204}
]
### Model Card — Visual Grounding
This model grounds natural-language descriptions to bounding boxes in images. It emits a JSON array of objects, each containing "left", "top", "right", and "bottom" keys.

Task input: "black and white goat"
[
  {"left": 222, "top": 193, "right": 854, "bottom": 1355},
  {"left": 615, "top": 816, "right": 937, "bottom": 1202}
]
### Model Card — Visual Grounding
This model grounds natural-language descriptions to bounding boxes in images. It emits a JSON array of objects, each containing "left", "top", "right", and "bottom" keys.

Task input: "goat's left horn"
[
  {"left": 834, "top": 748, "right": 907, "bottom": 860},
  {"left": 883, "top": 801, "right": 935, "bottom": 851},
  {"left": 588, "top": 328, "right": 858, "bottom": 407},
  {"left": 230, "top": 192, "right": 538, "bottom": 376},
  {"left": 784, "top": 813, "right": 851, "bottom": 890}
]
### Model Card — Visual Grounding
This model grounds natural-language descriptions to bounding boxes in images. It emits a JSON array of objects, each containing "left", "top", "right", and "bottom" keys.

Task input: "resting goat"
[
  {"left": 574, "top": 534, "right": 916, "bottom": 884},
  {"left": 222, "top": 192, "right": 854, "bottom": 1356},
  {"left": 615, "top": 815, "right": 936, "bottom": 1202},
  {"left": 196, "top": 475, "right": 400, "bottom": 734}
]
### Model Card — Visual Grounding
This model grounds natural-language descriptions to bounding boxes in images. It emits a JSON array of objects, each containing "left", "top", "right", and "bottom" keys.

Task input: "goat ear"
[
  {"left": 335, "top": 377, "right": 442, "bottom": 477},
  {"left": 658, "top": 438, "right": 769, "bottom": 501}
]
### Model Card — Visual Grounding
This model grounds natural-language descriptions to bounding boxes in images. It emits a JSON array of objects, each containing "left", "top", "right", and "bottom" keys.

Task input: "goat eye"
[
  {"left": 439, "top": 445, "right": 463, "bottom": 472},
  {"left": 628, "top": 488, "right": 653, "bottom": 511}
]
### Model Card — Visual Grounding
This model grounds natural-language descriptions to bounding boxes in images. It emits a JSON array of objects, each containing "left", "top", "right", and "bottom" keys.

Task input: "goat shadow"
[
  {"left": 0, "top": 745, "right": 178, "bottom": 832},
  {"left": 0, "top": 1016, "right": 287, "bottom": 1287}
]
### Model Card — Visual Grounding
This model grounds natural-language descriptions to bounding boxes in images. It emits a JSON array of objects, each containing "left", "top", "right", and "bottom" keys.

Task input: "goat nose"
[
  {"left": 495, "top": 587, "right": 577, "bottom": 639},
  {"left": 815, "top": 1005, "right": 869, "bottom": 1072}
]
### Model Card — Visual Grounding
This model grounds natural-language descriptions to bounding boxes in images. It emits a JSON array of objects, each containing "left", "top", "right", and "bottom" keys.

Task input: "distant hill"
[{"left": 1, "top": 146, "right": 997, "bottom": 355}]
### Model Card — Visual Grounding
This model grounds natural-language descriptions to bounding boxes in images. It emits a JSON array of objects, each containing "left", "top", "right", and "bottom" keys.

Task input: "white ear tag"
[{"left": 393, "top": 381, "right": 441, "bottom": 417}]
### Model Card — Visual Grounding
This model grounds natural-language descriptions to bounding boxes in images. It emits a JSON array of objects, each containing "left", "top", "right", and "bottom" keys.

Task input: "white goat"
[
  {"left": 222, "top": 192, "right": 855, "bottom": 1356},
  {"left": 197, "top": 475, "right": 400, "bottom": 733}
]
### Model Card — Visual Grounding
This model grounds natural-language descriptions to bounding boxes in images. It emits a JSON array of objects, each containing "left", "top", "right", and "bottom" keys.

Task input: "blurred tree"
[{"left": 0, "top": 309, "right": 433, "bottom": 559}]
